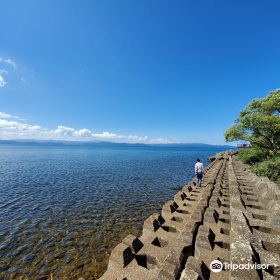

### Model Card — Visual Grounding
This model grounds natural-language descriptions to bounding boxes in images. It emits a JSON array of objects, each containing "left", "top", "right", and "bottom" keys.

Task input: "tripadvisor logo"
[
  {"left": 210, "top": 260, "right": 223, "bottom": 273},
  {"left": 210, "top": 260, "right": 269, "bottom": 272}
]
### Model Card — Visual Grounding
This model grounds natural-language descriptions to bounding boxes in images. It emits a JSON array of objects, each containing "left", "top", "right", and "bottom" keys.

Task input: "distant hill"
[{"left": 0, "top": 139, "right": 236, "bottom": 148}]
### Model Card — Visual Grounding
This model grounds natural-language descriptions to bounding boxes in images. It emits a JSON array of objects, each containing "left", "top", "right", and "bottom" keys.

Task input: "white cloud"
[
  {"left": 0, "top": 76, "right": 6, "bottom": 87},
  {"left": 0, "top": 70, "right": 8, "bottom": 87},
  {"left": 0, "top": 57, "right": 2, "bottom": 61},
  {"left": 127, "top": 135, "right": 149, "bottom": 141},
  {"left": 92, "top": 132, "right": 123, "bottom": 139},
  {"left": 0, "top": 112, "right": 12, "bottom": 118},
  {"left": 53, "top": 126, "right": 75, "bottom": 136},
  {"left": 21, "top": 77, "right": 25, "bottom": 82},
  {"left": 4, "top": 59, "right": 16, "bottom": 68},
  {"left": 0, "top": 119, "right": 43, "bottom": 131},
  {"left": 75, "top": 128, "right": 93, "bottom": 137},
  {"left": 0, "top": 113, "right": 177, "bottom": 143},
  {"left": 0, "top": 112, "right": 27, "bottom": 121},
  {"left": 149, "top": 138, "right": 177, "bottom": 144}
]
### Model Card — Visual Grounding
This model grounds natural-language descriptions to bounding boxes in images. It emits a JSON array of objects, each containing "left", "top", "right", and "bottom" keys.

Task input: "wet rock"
[
  {"left": 36, "top": 276, "right": 48, "bottom": 280},
  {"left": 54, "top": 263, "right": 76, "bottom": 276}
]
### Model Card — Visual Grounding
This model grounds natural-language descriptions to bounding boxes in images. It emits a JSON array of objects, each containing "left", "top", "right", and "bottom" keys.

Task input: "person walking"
[{"left": 195, "top": 159, "right": 204, "bottom": 187}]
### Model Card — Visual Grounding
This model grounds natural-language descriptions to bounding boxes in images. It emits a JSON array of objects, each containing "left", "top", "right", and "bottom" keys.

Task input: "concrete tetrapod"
[{"left": 99, "top": 150, "right": 280, "bottom": 280}]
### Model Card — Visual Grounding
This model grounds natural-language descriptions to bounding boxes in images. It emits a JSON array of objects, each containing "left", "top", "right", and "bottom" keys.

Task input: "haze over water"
[{"left": 0, "top": 144, "right": 232, "bottom": 279}]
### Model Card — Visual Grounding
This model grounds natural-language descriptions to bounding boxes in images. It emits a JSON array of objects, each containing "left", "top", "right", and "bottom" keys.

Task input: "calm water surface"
[{"left": 0, "top": 145, "right": 230, "bottom": 279}]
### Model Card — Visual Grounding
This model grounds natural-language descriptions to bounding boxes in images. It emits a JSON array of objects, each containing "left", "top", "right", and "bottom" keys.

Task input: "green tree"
[{"left": 224, "top": 89, "right": 280, "bottom": 156}]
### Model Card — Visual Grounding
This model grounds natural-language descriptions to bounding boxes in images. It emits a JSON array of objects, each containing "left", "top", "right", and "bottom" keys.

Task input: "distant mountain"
[
  {"left": 150, "top": 143, "right": 235, "bottom": 148},
  {"left": 0, "top": 140, "right": 19, "bottom": 144},
  {"left": 0, "top": 139, "right": 236, "bottom": 148}
]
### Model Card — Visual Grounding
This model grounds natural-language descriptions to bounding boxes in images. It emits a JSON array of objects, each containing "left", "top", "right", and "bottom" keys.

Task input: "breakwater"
[{"left": 99, "top": 150, "right": 280, "bottom": 280}]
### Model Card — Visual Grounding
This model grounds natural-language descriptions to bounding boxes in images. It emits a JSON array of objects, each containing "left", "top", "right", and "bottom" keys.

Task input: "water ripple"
[{"left": 0, "top": 145, "right": 227, "bottom": 279}]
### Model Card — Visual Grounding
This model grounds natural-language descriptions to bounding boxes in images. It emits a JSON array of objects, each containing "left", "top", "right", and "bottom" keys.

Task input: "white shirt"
[{"left": 195, "top": 162, "right": 204, "bottom": 173}]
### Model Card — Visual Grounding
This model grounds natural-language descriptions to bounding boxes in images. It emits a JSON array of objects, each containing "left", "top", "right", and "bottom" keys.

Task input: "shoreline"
[
  {"left": 99, "top": 150, "right": 280, "bottom": 280},
  {"left": 1, "top": 146, "right": 221, "bottom": 280}
]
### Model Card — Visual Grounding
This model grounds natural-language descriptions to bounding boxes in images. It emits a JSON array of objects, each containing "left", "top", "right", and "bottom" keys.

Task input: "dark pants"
[{"left": 196, "top": 172, "right": 203, "bottom": 187}]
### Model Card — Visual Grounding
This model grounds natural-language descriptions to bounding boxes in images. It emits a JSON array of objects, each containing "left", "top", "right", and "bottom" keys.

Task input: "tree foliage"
[{"left": 224, "top": 89, "right": 280, "bottom": 156}]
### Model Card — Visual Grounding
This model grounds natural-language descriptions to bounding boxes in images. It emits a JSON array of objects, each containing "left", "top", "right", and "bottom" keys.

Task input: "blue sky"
[{"left": 0, "top": 0, "right": 279, "bottom": 144}]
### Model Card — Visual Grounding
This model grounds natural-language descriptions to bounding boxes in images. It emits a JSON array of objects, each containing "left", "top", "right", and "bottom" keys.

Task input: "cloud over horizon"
[{"left": 0, "top": 112, "right": 177, "bottom": 144}]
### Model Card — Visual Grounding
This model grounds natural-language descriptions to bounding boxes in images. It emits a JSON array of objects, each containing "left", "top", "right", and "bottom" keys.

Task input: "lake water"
[{"left": 0, "top": 144, "right": 232, "bottom": 279}]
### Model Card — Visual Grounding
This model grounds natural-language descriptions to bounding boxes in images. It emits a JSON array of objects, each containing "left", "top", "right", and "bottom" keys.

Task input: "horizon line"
[{"left": 0, "top": 138, "right": 237, "bottom": 147}]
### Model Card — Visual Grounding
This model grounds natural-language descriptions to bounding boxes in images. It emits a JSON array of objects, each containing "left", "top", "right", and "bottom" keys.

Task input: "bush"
[
  {"left": 236, "top": 148, "right": 269, "bottom": 164},
  {"left": 250, "top": 157, "right": 280, "bottom": 181}
]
